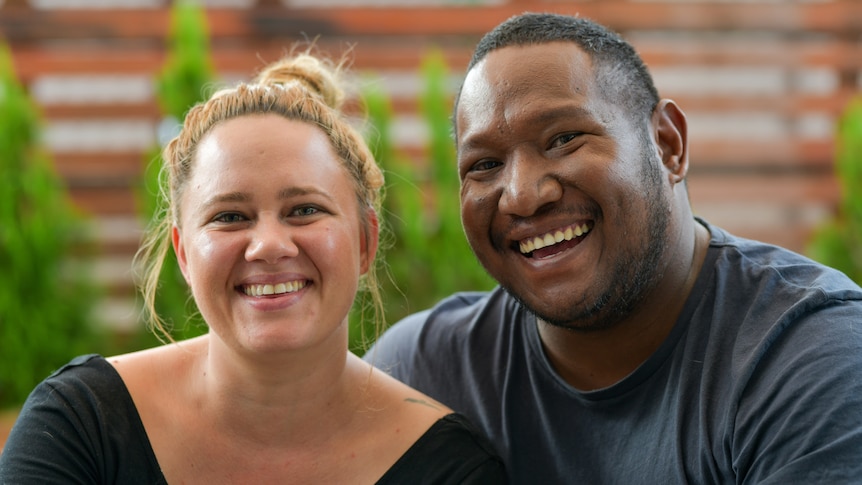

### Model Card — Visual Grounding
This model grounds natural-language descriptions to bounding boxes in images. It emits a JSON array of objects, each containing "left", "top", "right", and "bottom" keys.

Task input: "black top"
[{"left": 0, "top": 354, "right": 506, "bottom": 484}]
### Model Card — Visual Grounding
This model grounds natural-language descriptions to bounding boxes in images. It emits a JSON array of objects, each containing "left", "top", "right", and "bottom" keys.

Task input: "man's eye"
[
  {"left": 550, "top": 133, "right": 579, "bottom": 148},
  {"left": 214, "top": 212, "right": 245, "bottom": 223},
  {"left": 471, "top": 159, "right": 501, "bottom": 172}
]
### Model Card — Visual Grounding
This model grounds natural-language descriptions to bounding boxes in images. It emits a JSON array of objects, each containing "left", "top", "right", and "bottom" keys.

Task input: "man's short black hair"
[{"left": 457, "top": 12, "right": 660, "bottom": 124}]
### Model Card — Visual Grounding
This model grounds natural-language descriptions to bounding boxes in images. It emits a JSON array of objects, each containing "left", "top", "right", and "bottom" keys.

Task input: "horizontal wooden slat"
[
  {"left": 2, "top": 2, "right": 862, "bottom": 42},
  {"left": 10, "top": 39, "right": 862, "bottom": 81},
  {"left": 666, "top": 91, "right": 857, "bottom": 117},
  {"left": 688, "top": 140, "right": 834, "bottom": 169},
  {"left": 42, "top": 103, "right": 162, "bottom": 119},
  {"left": 688, "top": 172, "right": 840, "bottom": 205},
  {"left": 54, "top": 152, "right": 149, "bottom": 180},
  {"left": 639, "top": 41, "right": 862, "bottom": 72},
  {"left": 68, "top": 186, "right": 138, "bottom": 216}
]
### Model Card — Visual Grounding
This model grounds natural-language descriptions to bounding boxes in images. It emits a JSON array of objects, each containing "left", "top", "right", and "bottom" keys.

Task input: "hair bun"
[{"left": 254, "top": 53, "right": 344, "bottom": 110}]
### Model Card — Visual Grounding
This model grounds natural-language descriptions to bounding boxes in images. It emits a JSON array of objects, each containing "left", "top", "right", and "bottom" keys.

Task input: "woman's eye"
[
  {"left": 214, "top": 212, "right": 245, "bottom": 223},
  {"left": 292, "top": 206, "right": 320, "bottom": 217}
]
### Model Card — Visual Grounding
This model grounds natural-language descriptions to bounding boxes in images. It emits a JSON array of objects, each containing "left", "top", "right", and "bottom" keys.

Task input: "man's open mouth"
[{"left": 517, "top": 223, "right": 592, "bottom": 258}]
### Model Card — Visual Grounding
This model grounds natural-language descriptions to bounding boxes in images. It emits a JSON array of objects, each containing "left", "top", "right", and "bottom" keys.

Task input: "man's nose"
[{"left": 498, "top": 155, "right": 563, "bottom": 217}]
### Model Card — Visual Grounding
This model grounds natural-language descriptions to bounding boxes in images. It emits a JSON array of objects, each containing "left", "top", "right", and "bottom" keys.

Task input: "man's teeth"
[
  {"left": 519, "top": 223, "right": 591, "bottom": 254},
  {"left": 243, "top": 280, "right": 307, "bottom": 296}
]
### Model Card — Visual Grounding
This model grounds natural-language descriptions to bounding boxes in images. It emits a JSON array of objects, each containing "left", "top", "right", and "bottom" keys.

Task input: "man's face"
[{"left": 455, "top": 42, "right": 672, "bottom": 331}]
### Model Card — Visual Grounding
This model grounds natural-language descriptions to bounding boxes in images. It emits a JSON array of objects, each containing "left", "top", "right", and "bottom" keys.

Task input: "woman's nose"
[{"left": 244, "top": 217, "right": 299, "bottom": 263}]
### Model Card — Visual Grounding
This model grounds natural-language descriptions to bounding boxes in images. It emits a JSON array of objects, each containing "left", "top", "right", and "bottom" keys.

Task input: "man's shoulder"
[
  {"left": 425, "top": 289, "right": 504, "bottom": 319},
  {"left": 705, "top": 221, "right": 862, "bottom": 300},
  {"left": 365, "top": 287, "right": 518, "bottom": 374},
  {"left": 384, "top": 287, "right": 515, "bottom": 338}
]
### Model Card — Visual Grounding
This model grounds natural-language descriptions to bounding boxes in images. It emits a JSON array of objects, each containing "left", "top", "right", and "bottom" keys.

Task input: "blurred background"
[{"left": 1, "top": 0, "right": 861, "bottom": 435}]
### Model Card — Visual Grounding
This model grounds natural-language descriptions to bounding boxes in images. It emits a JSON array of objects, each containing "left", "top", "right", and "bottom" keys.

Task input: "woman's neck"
[{"left": 190, "top": 333, "right": 363, "bottom": 447}]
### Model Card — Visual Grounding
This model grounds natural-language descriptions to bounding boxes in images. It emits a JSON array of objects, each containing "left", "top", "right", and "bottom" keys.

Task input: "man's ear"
[
  {"left": 360, "top": 208, "right": 380, "bottom": 275},
  {"left": 171, "top": 225, "right": 191, "bottom": 285},
  {"left": 652, "top": 99, "right": 689, "bottom": 185}
]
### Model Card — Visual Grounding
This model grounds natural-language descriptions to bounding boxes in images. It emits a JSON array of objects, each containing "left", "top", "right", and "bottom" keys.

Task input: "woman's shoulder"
[
  {"left": 352, "top": 357, "right": 506, "bottom": 482},
  {"left": 107, "top": 336, "right": 205, "bottom": 387},
  {"left": 0, "top": 354, "right": 164, "bottom": 483},
  {"left": 377, "top": 412, "right": 507, "bottom": 484},
  {"left": 31, "top": 353, "right": 122, "bottom": 399},
  {"left": 362, "top": 355, "right": 453, "bottom": 418},
  {"left": 106, "top": 337, "right": 206, "bottom": 433}
]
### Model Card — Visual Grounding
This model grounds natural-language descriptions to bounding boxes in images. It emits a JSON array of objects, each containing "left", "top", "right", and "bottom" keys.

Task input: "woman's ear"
[
  {"left": 360, "top": 208, "right": 380, "bottom": 275},
  {"left": 653, "top": 99, "right": 689, "bottom": 185},
  {"left": 171, "top": 225, "right": 192, "bottom": 285}
]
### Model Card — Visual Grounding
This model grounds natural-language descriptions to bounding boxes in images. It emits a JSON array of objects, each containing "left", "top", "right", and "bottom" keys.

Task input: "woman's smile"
[{"left": 241, "top": 280, "right": 308, "bottom": 297}]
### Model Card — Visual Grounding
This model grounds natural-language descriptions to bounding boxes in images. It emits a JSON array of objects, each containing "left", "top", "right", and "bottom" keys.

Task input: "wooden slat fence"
[{"left": 2, "top": 0, "right": 860, "bottom": 329}]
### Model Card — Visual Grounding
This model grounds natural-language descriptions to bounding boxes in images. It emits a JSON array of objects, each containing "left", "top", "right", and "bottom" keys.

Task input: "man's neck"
[{"left": 537, "top": 220, "right": 710, "bottom": 391}]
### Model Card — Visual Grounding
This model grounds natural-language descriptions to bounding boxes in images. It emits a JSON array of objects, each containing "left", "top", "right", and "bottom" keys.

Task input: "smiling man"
[{"left": 366, "top": 12, "right": 862, "bottom": 484}]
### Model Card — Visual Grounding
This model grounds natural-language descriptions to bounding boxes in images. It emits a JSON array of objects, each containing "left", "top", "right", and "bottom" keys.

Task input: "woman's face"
[{"left": 172, "top": 114, "right": 377, "bottom": 356}]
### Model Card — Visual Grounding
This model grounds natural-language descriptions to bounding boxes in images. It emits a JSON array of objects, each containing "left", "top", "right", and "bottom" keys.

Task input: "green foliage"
[
  {"left": 0, "top": 42, "right": 104, "bottom": 407},
  {"left": 351, "top": 50, "right": 495, "bottom": 353},
  {"left": 155, "top": 1, "right": 215, "bottom": 120},
  {"left": 807, "top": 95, "right": 862, "bottom": 284},
  {"left": 133, "top": 1, "right": 215, "bottom": 346}
]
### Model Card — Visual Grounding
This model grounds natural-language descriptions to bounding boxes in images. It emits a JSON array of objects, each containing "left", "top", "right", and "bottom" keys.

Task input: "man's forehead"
[
  {"left": 464, "top": 44, "right": 592, "bottom": 95},
  {"left": 476, "top": 42, "right": 592, "bottom": 72},
  {"left": 458, "top": 44, "right": 594, "bottom": 114}
]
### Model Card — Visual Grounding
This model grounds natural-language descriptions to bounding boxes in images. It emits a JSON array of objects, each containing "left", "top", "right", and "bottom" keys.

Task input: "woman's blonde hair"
[{"left": 135, "top": 50, "right": 385, "bottom": 344}]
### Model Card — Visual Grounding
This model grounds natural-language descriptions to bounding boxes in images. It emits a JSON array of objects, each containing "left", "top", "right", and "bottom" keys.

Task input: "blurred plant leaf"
[{"left": 807, "top": 95, "right": 862, "bottom": 284}]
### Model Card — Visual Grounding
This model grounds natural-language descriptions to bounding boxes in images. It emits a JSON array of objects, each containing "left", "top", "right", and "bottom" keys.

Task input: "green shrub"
[
  {"left": 0, "top": 42, "right": 104, "bottom": 408},
  {"left": 352, "top": 50, "right": 495, "bottom": 353},
  {"left": 132, "top": 1, "right": 216, "bottom": 347},
  {"left": 807, "top": 95, "right": 862, "bottom": 284}
]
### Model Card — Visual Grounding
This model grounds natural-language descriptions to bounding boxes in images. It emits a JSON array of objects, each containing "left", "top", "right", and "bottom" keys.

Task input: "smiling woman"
[
  {"left": 172, "top": 116, "right": 375, "bottom": 356},
  {"left": 0, "top": 50, "right": 507, "bottom": 484}
]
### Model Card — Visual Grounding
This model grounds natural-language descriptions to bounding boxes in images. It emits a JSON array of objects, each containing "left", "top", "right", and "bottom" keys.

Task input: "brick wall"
[{"left": 2, "top": 0, "right": 860, "bottom": 330}]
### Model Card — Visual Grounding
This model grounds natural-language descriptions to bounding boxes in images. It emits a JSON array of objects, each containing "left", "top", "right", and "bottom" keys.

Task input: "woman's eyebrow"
[
  {"left": 278, "top": 186, "right": 334, "bottom": 202},
  {"left": 202, "top": 191, "right": 249, "bottom": 209}
]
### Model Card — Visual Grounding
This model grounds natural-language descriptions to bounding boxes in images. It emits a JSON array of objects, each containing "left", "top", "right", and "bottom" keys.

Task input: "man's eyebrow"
[
  {"left": 529, "top": 105, "right": 594, "bottom": 125},
  {"left": 458, "top": 105, "right": 594, "bottom": 153}
]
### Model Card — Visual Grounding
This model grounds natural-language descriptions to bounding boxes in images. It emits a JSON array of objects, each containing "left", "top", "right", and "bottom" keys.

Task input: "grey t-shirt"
[{"left": 366, "top": 221, "right": 862, "bottom": 484}]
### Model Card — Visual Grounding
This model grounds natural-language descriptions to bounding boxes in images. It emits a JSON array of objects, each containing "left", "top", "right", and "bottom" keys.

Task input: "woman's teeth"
[
  {"left": 243, "top": 280, "right": 307, "bottom": 296},
  {"left": 519, "top": 223, "right": 591, "bottom": 254}
]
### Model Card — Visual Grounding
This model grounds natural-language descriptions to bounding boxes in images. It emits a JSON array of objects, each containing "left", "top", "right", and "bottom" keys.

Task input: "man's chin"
[{"left": 502, "top": 286, "right": 615, "bottom": 333}]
